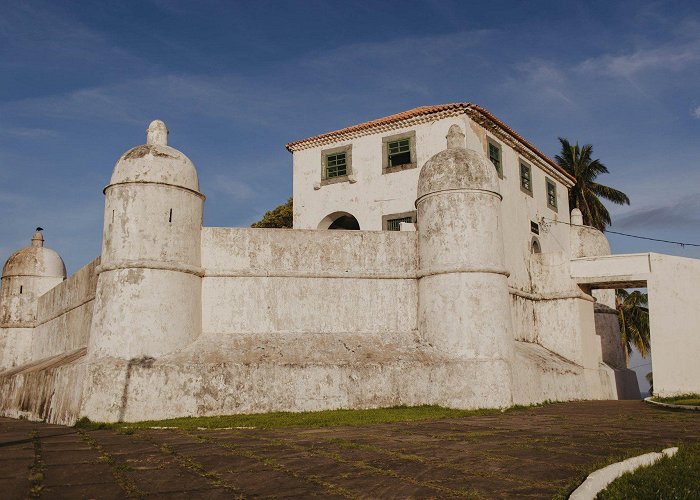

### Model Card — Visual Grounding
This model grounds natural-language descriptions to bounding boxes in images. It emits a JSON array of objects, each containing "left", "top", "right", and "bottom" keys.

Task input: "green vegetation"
[
  {"left": 251, "top": 197, "right": 293, "bottom": 228},
  {"left": 555, "top": 138, "right": 630, "bottom": 231},
  {"left": 652, "top": 394, "right": 700, "bottom": 406},
  {"left": 74, "top": 404, "right": 518, "bottom": 431},
  {"left": 597, "top": 443, "right": 700, "bottom": 499},
  {"left": 553, "top": 447, "right": 655, "bottom": 500},
  {"left": 28, "top": 431, "right": 45, "bottom": 499},
  {"left": 615, "top": 289, "right": 651, "bottom": 361}
]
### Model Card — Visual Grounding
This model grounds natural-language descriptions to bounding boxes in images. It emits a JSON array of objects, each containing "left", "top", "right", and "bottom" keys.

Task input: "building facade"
[{"left": 1, "top": 108, "right": 697, "bottom": 426}]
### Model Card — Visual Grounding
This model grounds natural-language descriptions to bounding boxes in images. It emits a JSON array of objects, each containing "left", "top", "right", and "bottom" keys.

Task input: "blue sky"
[
  {"left": 1, "top": 1, "right": 699, "bottom": 387},
  {"left": 2, "top": 0, "right": 700, "bottom": 270}
]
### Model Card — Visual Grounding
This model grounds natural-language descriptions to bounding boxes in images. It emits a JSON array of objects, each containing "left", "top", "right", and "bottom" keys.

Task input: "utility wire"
[
  {"left": 540, "top": 217, "right": 700, "bottom": 248},
  {"left": 629, "top": 361, "right": 652, "bottom": 369}
]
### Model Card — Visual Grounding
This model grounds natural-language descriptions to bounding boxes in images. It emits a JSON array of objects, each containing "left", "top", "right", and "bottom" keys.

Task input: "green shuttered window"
[{"left": 325, "top": 152, "right": 347, "bottom": 178}]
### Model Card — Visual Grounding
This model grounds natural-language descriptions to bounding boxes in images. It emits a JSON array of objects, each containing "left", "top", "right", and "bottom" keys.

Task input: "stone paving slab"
[{"left": 1, "top": 401, "right": 700, "bottom": 498}]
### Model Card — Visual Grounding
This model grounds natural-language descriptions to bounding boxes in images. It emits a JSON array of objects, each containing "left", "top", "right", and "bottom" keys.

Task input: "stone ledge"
[
  {"left": 644, "top": 396, "right": 700, "bottom": 411},
  {"left": 569, "top": 446, "right": 678, "bottom": 500}
]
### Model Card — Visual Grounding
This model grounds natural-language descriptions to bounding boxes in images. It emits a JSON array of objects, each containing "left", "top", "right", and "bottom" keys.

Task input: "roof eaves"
[{"left": 285, "top": 102, "right": 575, "bottom": 185}]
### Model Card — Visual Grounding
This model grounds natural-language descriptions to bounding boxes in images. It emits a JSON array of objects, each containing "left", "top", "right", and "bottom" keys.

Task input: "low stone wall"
[
  {"left": 201, "top": 228, "right": 418, "bottom": 339},
  {"left": 31, "top": 258, "right": 100, "bottom": 360},
  {"left": 0, "top": 258, "right": 98, "bottom": 424},
  {"left": 0, "top": 347, "right": 87, "bottom": 425}
]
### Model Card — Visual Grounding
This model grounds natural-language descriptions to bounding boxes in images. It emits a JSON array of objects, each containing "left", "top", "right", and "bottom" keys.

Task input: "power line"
[
  {"left": 541, "top": 217, "right": 700, "bottom": 248},
  {"left": 629, "top": 361, "right": 652, "bottom": 369}
]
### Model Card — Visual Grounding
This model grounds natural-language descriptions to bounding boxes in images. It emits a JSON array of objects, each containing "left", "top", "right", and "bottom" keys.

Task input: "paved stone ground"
[{"left": 1, "top": 401, "right": 699, "bottom": 499}]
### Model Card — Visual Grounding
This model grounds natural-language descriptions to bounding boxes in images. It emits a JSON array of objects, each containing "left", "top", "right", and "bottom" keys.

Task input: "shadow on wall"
[{"left": 318, "top": 212, "right": 360, "bottom": 230}]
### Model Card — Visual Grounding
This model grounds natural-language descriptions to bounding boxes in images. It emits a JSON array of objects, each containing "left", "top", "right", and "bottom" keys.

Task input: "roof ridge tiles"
[{"left": 285, "top": 103, "right": 574, "bottom": 183}]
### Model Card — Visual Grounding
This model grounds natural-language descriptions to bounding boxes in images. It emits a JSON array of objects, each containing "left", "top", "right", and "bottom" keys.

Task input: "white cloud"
[
  {"left": 693, "top": 105, "right": 700, "bottom": 119},
  {"left": 614, "top": 193, "right": 700, "bottom": 229},
  {"left": 505, "top": 59, "right": 575, "bottom": 107},
  {"left": 577, "top": 40, "right": 700, "bottom": 79},
  {"left": 0, "top": 127, "right": 60, "bottom": 139},
  {"left": 0, "top": 74, "right": 299, "bottom": 127},
  {"left": 210, "top": 176, "right": 256, "bottom": 202}
]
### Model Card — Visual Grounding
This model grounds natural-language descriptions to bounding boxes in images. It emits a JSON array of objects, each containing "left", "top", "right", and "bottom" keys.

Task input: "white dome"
[
  {"left": 107, "top": 120, "right": 200, "bottom": 193},
  {"left": 417, "top": 125, "right": 500, "bottom": 199},
  {"left": 2, "top": 232, "right": 66, "bottom": 279}
]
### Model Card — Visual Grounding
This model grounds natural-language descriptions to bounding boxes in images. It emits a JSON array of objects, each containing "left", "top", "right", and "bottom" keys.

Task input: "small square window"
[
  {"left": 320, "top": 145, "right": 352, "bottom": 185},
  {"left": 326, "top": 152, "right": 347, "bottom": 178},
  {"left": 386, "top": 216, "right": 412, "bottom": 231},
  {"left": 546, "top": 179, "right": 558, "bottom": 210},
  {"left": 487, "top": 139, "right": 502, "bottom": 177},
  {"left": 387, "top": 138, "right": 411, "bottom": 167},
  {"left": 382, "top": 211, "right": 416, "bottom": 231},
  {"left": 382, "top": 131, "right": 416, "bottom": 173},
  {"left": 520, "top": 162, "right": 532, "bottom": 194}
]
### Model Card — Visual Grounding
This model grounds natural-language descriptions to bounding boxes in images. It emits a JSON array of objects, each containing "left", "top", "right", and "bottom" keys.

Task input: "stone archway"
[{"left": 317, "top": 212, "right": 360, "bottom": 230}]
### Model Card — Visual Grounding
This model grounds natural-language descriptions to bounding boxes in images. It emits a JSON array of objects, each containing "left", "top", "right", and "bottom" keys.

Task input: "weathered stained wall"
[
  {"left": 0, "top": 258, "right": 99, "bottom": 424},
  {"left": 31, "top": 258, "right": 100, "bottom": 360},
  {"left": 201, "top": 228, "right": 418, "bottom": 339}
]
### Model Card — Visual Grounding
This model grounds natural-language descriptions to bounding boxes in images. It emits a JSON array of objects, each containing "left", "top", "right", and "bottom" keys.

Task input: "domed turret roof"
[
  {"left": 417, "top": 125, "right": 500, "bottom": 200},
  {"left": 2, "top": 230, "right": 66, "bottom": 279},
  {"left": 107, "top": 120, "right": 200, "bottom": 193}
]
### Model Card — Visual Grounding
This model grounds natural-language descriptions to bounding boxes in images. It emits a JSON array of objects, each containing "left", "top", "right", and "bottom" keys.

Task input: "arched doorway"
[{"left": 317, "top": 212, "right": 360, "bottom": 230}]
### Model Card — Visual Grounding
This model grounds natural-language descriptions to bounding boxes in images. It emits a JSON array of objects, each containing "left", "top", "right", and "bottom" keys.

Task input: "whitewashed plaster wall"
[
  {"left": 201, "top": 228, "right": 418, "bottom": 339},
  {"left": 292, "top": 113, "right": 572, "bottom": 299},
  {"left": 648, "top": 254, "right": 700, "bottom": 397},
  {"left": 31, "top": 258, "right": 99, "bottom": 360}
]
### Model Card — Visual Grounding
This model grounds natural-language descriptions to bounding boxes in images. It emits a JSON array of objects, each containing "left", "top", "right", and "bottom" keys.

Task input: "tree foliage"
[
  {"left": 555, "top": 138, "right": 630, "bottom": 231},
  {"left": 616, "top": 289, "right": 651, "bottom": 359},
  {"left": 251, "top": 197, "right": 293, "bottom": 228}
]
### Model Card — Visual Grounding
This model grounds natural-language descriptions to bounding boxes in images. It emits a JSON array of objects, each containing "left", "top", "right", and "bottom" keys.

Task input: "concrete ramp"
[{"left": 571, "top": 253, "right": 700, "bottom": 397}]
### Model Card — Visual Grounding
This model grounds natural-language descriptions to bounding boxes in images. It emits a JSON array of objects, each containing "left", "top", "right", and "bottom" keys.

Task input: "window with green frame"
[
  {"left": 387, "top": 138, "right": 411, "bottom": 167},
  {"left": 488, "top": 140, "right": 502, "bottom": 175},
  {"left": 520, "top": 162, "right": 532, "bottom": 193},
  {"left": 546, "top": 179, "right": 557, "bottom": 209},
  {"left": 386, "top": 216, "right": 412, "bottom": 231},
  {"left": 325, "top": 152, "right": 347, "bottom": 178}
]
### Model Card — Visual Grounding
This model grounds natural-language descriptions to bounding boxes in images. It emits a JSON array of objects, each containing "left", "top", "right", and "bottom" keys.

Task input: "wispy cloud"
[
  {"left": 210, "top": 176, "right": 256, "bottom": 202},
  {"left": 1, "top": 74, "right": 300, "bottom": 127},
  {"left": 0, "top": 2, "right": 142, "bottom": 70},
  {"left": 614, "top": 194, "right": 700, "bottom": 230},
  {"left": 577, "top": 39, "right": 700, "bottom": 79},
  {"left": 505, "top": 59, "right": 575, "bottom": 107},
  {"left": 693, "top": 105, "right": 700, "bottom": 119},
  {"left": 0, "top": 127, "right": 60, "bottom": 139}
]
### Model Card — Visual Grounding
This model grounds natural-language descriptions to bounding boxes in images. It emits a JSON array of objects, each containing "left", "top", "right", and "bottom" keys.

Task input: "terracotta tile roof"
[{"left": 285, "top": 102, "right": 575, "bottom": 184}]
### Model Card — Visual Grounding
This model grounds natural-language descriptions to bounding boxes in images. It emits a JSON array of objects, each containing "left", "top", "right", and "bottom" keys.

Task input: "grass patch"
[
  {"left": 28, "top": 431, "right": 44, "bottom": 499},
  {"left": 596, "top": 443, "right": 700, "bottom": 499},
  {"left": 552, "top": 447, "right": 659, "bottom": 500},
  {"left": 652, "top": 394, "right": 700, "bottom": 406},
  {"left": 73, "top": 404, "right": 523, "bottom": 431}
]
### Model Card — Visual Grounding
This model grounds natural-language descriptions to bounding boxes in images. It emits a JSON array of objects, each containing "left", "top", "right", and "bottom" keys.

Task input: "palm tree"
[
  {"left": 616, "top": 289, "right": 651, "bottom": 364},
  {"left": 555, "top": 138, "right": 630, "bottom": 231}
]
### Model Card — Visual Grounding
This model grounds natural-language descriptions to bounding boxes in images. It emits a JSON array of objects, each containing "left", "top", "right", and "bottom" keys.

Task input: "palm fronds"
[{"left": 556, "top": 138, "right": 630, "bottom": 231}]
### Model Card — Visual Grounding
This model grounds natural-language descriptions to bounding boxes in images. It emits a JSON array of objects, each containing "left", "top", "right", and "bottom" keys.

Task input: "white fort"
[{"left": 1, "top": 104, "right": 699, "bottom": 425}]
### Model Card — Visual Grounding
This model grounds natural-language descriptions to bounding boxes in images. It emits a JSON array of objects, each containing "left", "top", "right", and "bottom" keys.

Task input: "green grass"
[
  {"left": 74, "top": 404, "right": 525, "bottom": 431},
  {"left": 596, "top": 443, "right": 700, "bottom": 499},
  {"left": 552, "top": 447, "right": 654, "bottom": 500},
  {"left": 652, "top": 394, "right": 700, "bottom": 406}
]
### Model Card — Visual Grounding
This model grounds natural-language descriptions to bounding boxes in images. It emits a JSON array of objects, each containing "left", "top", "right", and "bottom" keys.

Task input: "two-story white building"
[
  {"left": 288, "top": 102, "right": 577, "bottom": 294},
  {"left": 288, "top": 102, "right": 571, "bottom": 237}
]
